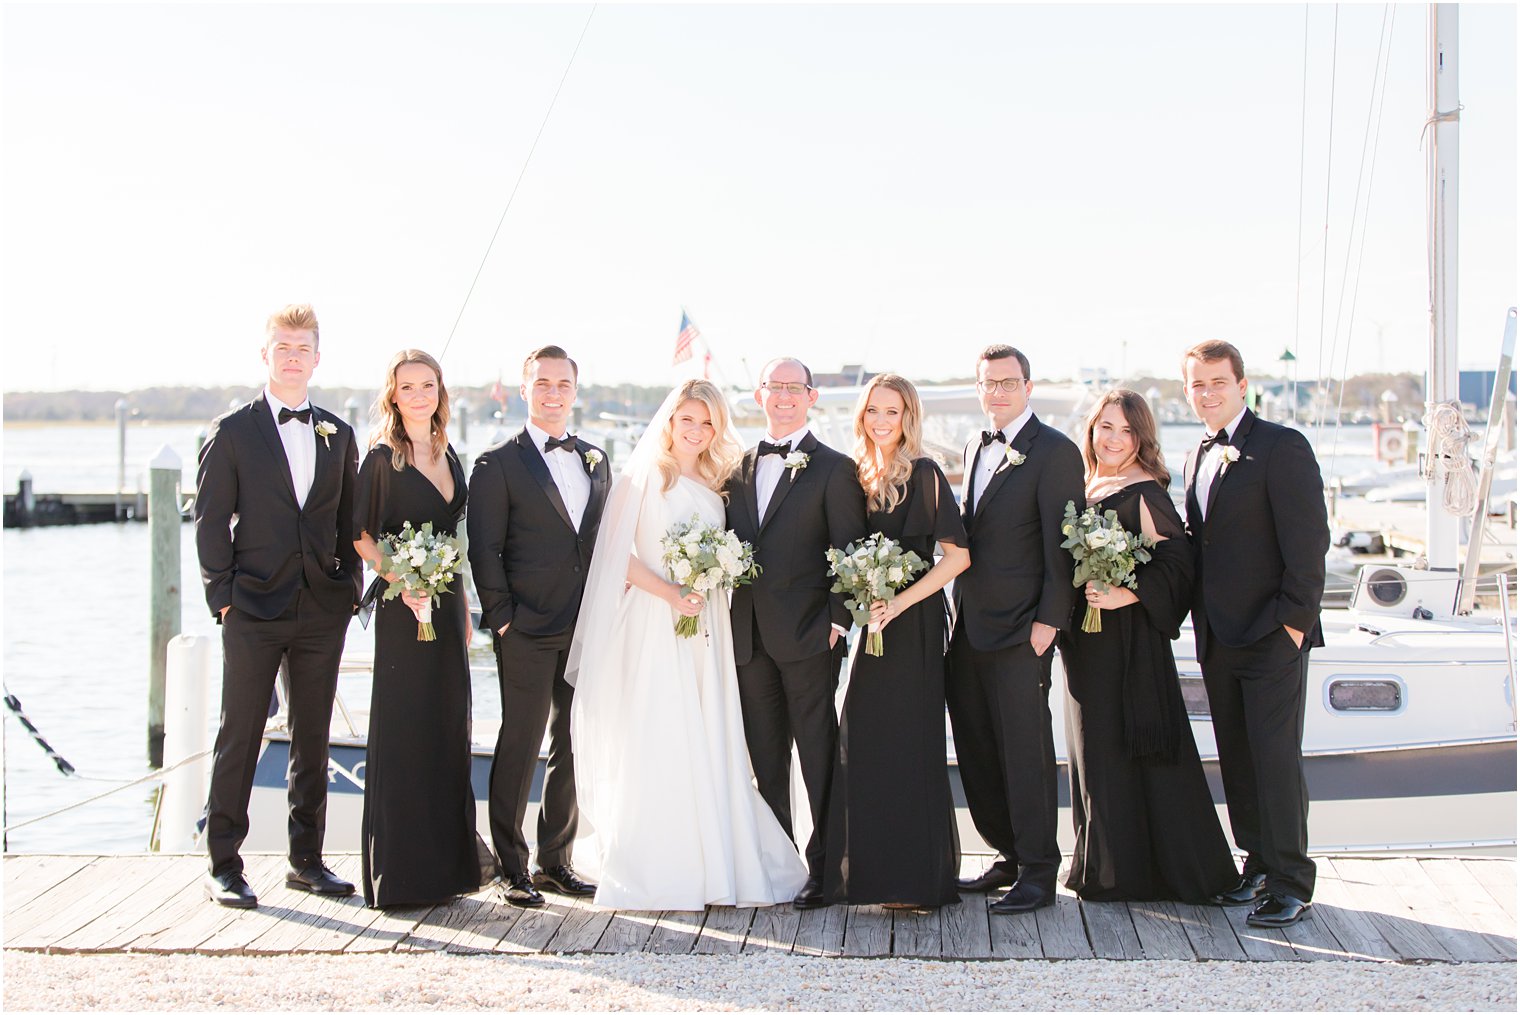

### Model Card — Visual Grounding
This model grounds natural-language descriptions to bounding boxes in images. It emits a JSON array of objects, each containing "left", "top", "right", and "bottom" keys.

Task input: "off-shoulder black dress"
[{"left": 1057, "top": 480, "right": 1236, "bottom": 902}]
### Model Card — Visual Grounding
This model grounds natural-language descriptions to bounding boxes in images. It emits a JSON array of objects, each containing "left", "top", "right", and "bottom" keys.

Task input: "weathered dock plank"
[
  {"left": 940, "top": 893, "right": 993, "bottom": 959},
  {"left": 792, "top": 902, "right": 845, "bottom": 957},
  {"left": 646, "top": 909, "right": 706, "bottom": 954},
  {"left": 891, "top": 907, "right": 942, "bottom": 958},
  {"left": 1465, "top": 858, "right": 1517, "bottom": 920},
  {"left": 841, "top": 905, "right": 892, "bottom": 957},
  {"left": 691, "top": 904, "right": 753, "bottom": 954},
  {"left": 1126, "top": 901, "right": 1195, "bottom": 961},
  {"left": 1419, "top": 858, "right": 1518, "bottom": 959},
  {"left": 1082, "top": 900, "right": 1143, "bottom": 960},
  {"left": 6, "top": 852, "right": 1515, "bottom": 962},
  {"left": 593, "top": 909, "right": 661, "bottom": 954},
  {"left": 1327, "top": 857, "right": 1456, "bottom": 962},
  {"left": 1033, "top": 892, "right": 1092, "bottom": 959},
  {"left": 3, "top": 855, "right": 93, "bottom": 914},
  {"left": 544, "top": 894, "right": 614, "bottom": 953},
  {"left": 52, "top": 855, "right": 205, "bottom": 952},
  {"left": 1373, "top": 858, "right": 1511, "bottom": 962},
  {"left": 742, "top": 903, "right": 801, "bottom": 954}
]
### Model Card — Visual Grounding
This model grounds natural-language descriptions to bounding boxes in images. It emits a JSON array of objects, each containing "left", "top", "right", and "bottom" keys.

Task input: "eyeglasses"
[
  {"left": 977, "top": 378, "right": 1027, "bottom": 394},
  {"left": 760, "top": 382, "right": 812, "bottom": 396}
]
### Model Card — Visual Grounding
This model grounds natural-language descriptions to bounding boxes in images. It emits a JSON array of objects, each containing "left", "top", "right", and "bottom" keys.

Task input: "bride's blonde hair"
[{"left": 654, "top": 379, "right": 743, "bottom": 495}]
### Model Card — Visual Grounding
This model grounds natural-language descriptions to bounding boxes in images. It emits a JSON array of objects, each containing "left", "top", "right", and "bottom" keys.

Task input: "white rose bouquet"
[
  {"left": 660, "top": 514, "right": 761, "bottom": 638},
  {"left": 825, "top": 533, "right": 928, "bottom": 657},
  {"left": 1060, "top": 500, "right": 1155, "bottom": 634},
  {"left": 376, "top": 520, "right": 464, "bottom": 641}
]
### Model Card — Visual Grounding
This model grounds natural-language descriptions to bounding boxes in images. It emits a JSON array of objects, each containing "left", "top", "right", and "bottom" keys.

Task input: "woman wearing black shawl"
[{"left": 1057, "top": 390, "right": 1237, "bottom": 903}]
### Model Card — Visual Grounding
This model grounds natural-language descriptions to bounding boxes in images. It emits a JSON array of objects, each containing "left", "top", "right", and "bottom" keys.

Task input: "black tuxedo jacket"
[
  {"left": 952, "top": 416, "right": 1085, "bottom": 653},
  {"left": 1183, "top": 409, "right": 1329, "bottom": 651},
  {"left": 467, "top": 429, "right": 610, "bottom": 637},
  {"left": 724, "top": 431, "right": 867, "bottom": 666},
  {"left": 194, "top": 396, "right": 363, "bottom": 621}
]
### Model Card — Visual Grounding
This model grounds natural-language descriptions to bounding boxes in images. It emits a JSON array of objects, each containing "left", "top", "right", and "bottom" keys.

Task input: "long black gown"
[
  {"left": 355, "top": 444, "right": 479, "bottom": 908},
  {"left": 1057, "top": 480, "right": 1237, "bottom": 902},
  {"left": 823, "top": 457, "right": 963, "bottom": 907}
]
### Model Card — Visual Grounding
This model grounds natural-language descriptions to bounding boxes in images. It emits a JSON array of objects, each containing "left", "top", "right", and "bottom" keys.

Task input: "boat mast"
[{"left": 1425, "top": 3, "right": 1461, "bottom": 571}]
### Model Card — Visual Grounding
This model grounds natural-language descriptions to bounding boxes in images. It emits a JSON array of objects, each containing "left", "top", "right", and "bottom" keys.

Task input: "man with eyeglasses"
[
  {"left": 725, "top": 357, "right": 867, "bottom": 910},
  {"left": 947, "top": 344, "right": 1084, "bottom": 914}
]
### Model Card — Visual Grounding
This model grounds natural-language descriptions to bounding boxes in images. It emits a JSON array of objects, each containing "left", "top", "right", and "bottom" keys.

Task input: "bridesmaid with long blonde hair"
[{"left": 820, "top": 373, "right": 970, "bottom": 909}]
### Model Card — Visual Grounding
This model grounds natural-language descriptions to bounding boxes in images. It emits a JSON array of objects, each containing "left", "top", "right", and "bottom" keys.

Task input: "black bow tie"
[
  {"left": 278, "top": 407, "right": 312, "bottom": 425},
  {"left": 980, "top": 429, "right": 1007, "bottom": 448},
  {"left": 759, "top": 440, "right": 792, "bottom": 457},
  {"left": 543, "top": 434, "right": 577, "bottom": 453},
  {"left": 1200, "top": 429, "right": 1229, "bottom": 451}
]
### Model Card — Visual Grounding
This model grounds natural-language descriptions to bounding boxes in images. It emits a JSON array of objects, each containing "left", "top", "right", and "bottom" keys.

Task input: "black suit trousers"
[
  {"left": 735, "top": 614, "right": 841, "bottom": 876},
  {"left": 204, "top": 591, "right": 348, "bottom": 876},
  {"left": 1201, "top": 629, "right": 1316, "bottom": 901},
  {"left": 946, "top": 626, "right": 1061, "bottom": 891},
  {"left": 489, "top": 626, "right": 578, "bottom": 873}
]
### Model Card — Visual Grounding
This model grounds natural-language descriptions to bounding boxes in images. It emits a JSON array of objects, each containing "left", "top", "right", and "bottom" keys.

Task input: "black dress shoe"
[
  {"left": 502, "top": 870, "right": 546, "bottom": 908},
  {"left": 533, "top": 864, "right": 597, "bottom": 897},
  {"left": 793, "top": 876, "right": 828, "bottom": 910},
  {"left": 286, "top": 862, "right": 355, "bottom": 897},
  {"left": 988, "top": 881, "right": 1055, "bottom": 915},
  {"left": 1246, "top": 894, "right": 1312, "bottom": 928},
  {"left": 957, "top": 863, "right": 1017, "bottom": 893},
  {"left": 1211, "top": 873, "right": 1268, "bottom": 907},
  {"left": 204, "top": 871, "right": 258, "bottom": 909}
]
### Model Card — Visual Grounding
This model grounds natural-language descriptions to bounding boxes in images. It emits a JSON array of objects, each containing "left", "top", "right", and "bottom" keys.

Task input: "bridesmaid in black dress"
[
  {"left": 353, "top": 349, "right": 479, "bottom": 908},
  {"left": 1058, "top": 389, "right": 1236, "bottom": 902},
  {"left": 822, "top": 374, "right": 969, "bottom": 909}
]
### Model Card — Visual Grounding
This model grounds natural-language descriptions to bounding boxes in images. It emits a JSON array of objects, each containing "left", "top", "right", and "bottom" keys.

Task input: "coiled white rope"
[{"left": 1423, "top": 400, "right": 1479, "bottom": 516}]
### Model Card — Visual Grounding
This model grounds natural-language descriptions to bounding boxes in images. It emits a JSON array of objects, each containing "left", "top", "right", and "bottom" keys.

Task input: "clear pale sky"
[{"left": 2, "top": 2, "right": 1515, "bottom": 393}]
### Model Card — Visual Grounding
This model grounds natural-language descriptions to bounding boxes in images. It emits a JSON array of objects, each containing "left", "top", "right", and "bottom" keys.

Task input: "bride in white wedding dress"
[{"left": 568, "top": 380, "right": 808, "bottom": 911}]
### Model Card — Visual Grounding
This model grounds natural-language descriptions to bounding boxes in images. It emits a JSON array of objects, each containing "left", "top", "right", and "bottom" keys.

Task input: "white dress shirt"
[
  {"left": 527, "top": 421, "right": 592, "bottom": 530},
  {"left": 971, "top": 406, "right": 1034, "bottom": 509},
  {"left": 1195, "top": 405, "right": 1248, "bottom": 521},
  {"left": 755, "top": 425, "right": 810, "bottom": 520},
  {"left": 265, "top": 388, "right": 316, "bottom": 509}
]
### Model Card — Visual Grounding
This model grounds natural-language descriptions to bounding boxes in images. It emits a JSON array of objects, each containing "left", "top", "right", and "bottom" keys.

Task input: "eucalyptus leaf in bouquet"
[
  {"left": 377, "top": 520, "right": 464, "bottom": 641},
  {"left": 824, "top": 532, "right": 928, "bottom": 656},
  {"left": 1060, "top": 500, "right": 1154, "bottom": 634}
]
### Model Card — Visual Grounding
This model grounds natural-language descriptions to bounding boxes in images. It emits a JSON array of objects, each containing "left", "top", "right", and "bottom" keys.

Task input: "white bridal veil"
[{"left": 565, "top": 384, "right": 746, "bottom": 838}]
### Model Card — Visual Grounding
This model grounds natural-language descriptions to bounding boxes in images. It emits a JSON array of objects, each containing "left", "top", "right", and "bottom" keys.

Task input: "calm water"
[{"left": 2, "top": 418, "right": 1379, "bottom": 854}]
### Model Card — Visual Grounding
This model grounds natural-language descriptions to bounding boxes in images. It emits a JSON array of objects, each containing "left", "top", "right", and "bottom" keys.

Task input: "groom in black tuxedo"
[
  {"left": 947, "top": 344, "right": 1084, "bottom": 914},
  {"left": 468, "top": 345, "right": 610, "bottom": 907},
  {"left": 725, "top": 357, "right": 866, "bottom": 909},
  {"left": 194, "top": 303, "right": 363, "bottom": 908},
  {"left": 1182, "top": 340, "right": 1327, "bottom": 928}
]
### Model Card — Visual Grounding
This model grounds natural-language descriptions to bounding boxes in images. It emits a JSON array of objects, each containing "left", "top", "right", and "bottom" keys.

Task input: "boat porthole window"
[
  {"left": 1326, "top": 678, "right": 1404, "bottom": 713},
  {"left": 1365, "top": 568, "right": 1407, "bottom": 606}
]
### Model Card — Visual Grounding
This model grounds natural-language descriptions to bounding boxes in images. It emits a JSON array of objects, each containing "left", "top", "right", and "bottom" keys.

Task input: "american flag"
[{"left": 673, "top": 310, "right": 700, "bottom": 365}]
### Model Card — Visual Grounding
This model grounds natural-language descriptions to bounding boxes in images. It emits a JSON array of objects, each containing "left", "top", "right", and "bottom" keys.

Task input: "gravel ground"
[{"left": 2, "top": 952, "right": 1515, "bottom": 1011}]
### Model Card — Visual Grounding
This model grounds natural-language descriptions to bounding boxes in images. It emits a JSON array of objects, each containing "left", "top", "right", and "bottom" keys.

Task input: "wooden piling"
[{"left": 148, "top": 445, "right": 183, "bottom": 768}]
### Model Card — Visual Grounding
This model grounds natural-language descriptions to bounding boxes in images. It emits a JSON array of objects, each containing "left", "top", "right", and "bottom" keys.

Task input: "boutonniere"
[
  {"left": 584, "top": 449, "right": 602, "bottom": 470},
  {"left": 1004, "top": 447, "right": 1026, "bottom": 469},
  {"left": 783, "top": 451, "right": 810, "bottom": 478},
  {"left": 1219, "top": 446, "right": 1240, "bottom": 473},
  {"left": 314, "top": 420, "right": 337, "bottom": 449}
]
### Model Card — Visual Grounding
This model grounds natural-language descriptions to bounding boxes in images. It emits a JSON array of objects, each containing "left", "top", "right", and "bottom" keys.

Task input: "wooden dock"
[{"left": 4, "top": 853, "right": 1513, "bottom": 962}]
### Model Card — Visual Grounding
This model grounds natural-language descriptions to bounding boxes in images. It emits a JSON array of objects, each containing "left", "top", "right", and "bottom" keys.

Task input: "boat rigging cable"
[
  {"left": 1312, "top": 4, "right": 1340, "bottom": 448},
  {"left": 437, "top": 4, "right": 599, "bottom": 361},
  {"left": 1290, "top": 4, "right": 1311, "bottom": 417},
  {"left": 1326, "top": 4, "right": 1398, "bottom": 472}
]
